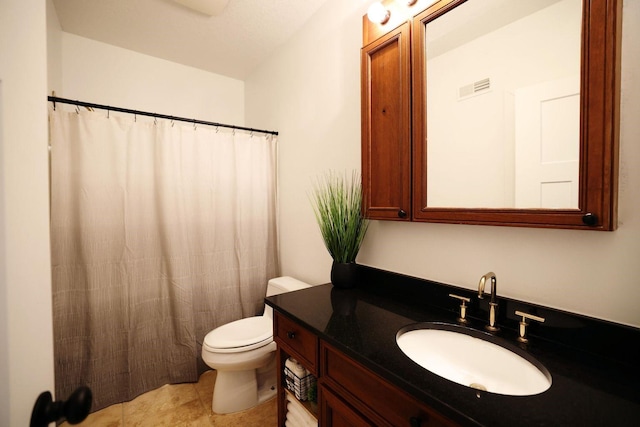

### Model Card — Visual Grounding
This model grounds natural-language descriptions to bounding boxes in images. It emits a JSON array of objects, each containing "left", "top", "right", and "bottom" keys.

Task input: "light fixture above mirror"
[{"left": 367, "top": 2, "right": 391, "bottom": 24}]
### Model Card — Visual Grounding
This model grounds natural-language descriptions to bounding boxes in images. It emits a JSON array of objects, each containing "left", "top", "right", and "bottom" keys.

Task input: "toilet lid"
[{"left": 203, "top": 316, "right": 272, "bottom": 352}]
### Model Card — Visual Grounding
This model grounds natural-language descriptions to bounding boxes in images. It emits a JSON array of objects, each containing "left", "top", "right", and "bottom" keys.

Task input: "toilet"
[{"left": 201, "top": 276, "right": 311, "bottom": 414}]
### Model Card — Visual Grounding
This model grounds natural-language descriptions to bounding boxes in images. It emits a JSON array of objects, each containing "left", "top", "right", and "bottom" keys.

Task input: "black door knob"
[
  {"left": 31, "top": 386, "right": 92, "bottom": 427},
  {"left": 398, "top": 209, "right": 407, "bottom": 218}
]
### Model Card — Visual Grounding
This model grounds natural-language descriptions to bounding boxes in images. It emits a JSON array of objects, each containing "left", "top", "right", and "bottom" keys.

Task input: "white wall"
[
  {"left": 58, "top": 33, "right": 245, "bottom": 125},
  {"left": 246, "top": 0, "right": 640, "bottom": 327},
  {"left": 245, "top": 0, "right": 367, "bottom": 289},
  {"left": 1, "top": 0, "right": 54, "bottom": 425},
  {"left": 47, "top": 0, "right": 62, "bottom": 94}
]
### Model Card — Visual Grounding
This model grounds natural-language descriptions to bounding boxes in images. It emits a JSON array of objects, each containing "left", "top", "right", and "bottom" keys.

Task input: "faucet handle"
[
  {"left": 515, "top": 310, "right": 545, "bottom": 343},
  {"left": 449, "top": 294, "right": 471, "bottom": 323}
]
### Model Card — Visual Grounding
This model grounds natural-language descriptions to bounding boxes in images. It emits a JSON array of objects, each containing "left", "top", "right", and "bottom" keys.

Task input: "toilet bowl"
[{"left": 201, "top": 276, "right": 311, "bottom": 414}]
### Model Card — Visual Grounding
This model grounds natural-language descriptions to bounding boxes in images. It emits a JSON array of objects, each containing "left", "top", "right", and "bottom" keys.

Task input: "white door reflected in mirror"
[{"left": 514, "top": 76, "right": 580, "bottom": 209}]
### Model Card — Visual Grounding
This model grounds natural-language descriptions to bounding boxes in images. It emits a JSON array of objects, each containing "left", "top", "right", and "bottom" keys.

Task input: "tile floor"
[{"left": 61, "top": 370, "right": 277, "bottom": 426}]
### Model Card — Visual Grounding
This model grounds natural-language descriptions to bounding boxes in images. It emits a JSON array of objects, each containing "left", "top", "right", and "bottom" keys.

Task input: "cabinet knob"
[
  {"left": 409, "top": 417, "right": 422, "bottom": 427},
  {"left": 286, "top": 331, "right": 296, "bottom": 340},
  {"left": 398, "top": 209, "right": 407, "bottom": 218},
  {"left": 582, "top": 213, "right": 598, "bottom": 226}
]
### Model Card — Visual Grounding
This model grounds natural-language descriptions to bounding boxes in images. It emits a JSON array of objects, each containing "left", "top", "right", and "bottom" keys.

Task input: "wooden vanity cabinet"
[
  {"left": 361, "top": 21, "right": 412, "bottom": 221},
  {"left": 273, "top": 310, "right": 458, "bottom": 427}
]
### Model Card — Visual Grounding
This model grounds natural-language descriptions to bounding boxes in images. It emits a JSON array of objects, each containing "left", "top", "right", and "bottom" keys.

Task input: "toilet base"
[
  {"left": 256, "top": 357, "right": 277, "bottom": 404},
  {"left": 211, "top": 357, "right": 277, "bottom": 414}
]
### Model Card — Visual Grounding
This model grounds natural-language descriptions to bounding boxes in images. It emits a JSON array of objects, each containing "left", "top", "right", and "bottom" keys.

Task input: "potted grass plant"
[{"left": 311, "top": 171, "right": 369, "bottom": 288}]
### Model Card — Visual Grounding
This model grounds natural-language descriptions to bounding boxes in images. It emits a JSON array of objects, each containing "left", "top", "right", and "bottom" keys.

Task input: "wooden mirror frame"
[{"left": 412, "top": 0, "right": 621, "bottom": 230}]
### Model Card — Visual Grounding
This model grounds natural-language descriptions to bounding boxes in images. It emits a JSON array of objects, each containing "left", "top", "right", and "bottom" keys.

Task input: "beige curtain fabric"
[{"left": 49, "top": 109, "right": 279, "bottom": 411}]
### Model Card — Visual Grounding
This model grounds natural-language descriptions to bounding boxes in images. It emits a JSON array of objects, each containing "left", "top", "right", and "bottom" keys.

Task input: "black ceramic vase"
[{"left": 330, "top": 261, "right": 359, "bottom": 289}]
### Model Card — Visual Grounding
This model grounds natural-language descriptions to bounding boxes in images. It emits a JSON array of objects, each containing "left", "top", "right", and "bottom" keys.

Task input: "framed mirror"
[{"left": 412, "top": 0, "right": 621, "bottom": 230}]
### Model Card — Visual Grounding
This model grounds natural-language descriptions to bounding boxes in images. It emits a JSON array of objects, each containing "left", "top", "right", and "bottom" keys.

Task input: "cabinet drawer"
[
  {"left": 321, "top": 342, "right": 458, "bottom": 427},
  {"left": 274, "top": 311, "right": 318, "bottom": 374}
]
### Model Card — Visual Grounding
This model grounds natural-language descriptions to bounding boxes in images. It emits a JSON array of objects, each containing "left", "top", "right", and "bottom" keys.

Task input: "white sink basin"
[{"left": 396, "top": 323, "right": 551, "bottom": 396}]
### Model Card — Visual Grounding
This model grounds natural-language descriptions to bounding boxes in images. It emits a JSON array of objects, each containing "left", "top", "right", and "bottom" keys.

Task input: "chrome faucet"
[{"left": 478, "top": 272, "right": 499, "bottom": 332}]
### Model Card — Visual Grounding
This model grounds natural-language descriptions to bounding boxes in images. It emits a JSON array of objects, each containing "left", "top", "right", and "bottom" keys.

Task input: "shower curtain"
[{"left": 49, "top": 108, "right": 279, "bottom": 411}]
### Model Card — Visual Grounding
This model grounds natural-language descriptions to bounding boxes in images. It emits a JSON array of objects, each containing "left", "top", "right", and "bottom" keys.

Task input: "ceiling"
[{"left": 52, "top": 0, "right": 331, "bottom": 80}]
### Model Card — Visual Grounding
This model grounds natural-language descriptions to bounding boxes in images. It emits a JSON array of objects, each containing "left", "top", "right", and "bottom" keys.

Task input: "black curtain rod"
[{"left": 47, "top": 96, "right": 279, "bottom": 136}]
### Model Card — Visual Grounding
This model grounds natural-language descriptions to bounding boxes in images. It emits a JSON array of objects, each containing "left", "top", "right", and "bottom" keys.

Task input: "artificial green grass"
[{"left": 311, "top": 171, "right": 369, "bottom": 264}]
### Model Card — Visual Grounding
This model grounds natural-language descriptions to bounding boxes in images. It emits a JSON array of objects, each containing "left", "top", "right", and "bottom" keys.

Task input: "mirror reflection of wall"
[{"left": 426, "top": 0, "right": 582, "bottom": 209}]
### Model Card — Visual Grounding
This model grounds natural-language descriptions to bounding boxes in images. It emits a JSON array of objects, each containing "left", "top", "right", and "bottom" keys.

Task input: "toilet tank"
[
  {"left": 266, "top": 276, "right": 311, "bottom": 297},
  {"left": 263, "top": 276, "right": 311, "bottom": 319}
]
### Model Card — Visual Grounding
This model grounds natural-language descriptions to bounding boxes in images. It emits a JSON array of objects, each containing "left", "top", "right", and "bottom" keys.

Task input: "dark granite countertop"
[{"left": 265, "top": 266, "right": 640, "bottom": 427}]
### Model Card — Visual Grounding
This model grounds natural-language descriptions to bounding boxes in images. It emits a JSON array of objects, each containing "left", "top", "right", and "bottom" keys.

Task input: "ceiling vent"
[{"left": 458, "top": 77, "right": 491, "bottom": 100}]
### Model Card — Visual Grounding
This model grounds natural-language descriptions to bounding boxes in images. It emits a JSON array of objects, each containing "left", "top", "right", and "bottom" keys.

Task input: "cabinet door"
[
  {"left": 319, "top": 384, "right": 378, "bottom": 427},
  {"left": 361, "top": 22, "right": 412, "bottom": 220}
]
